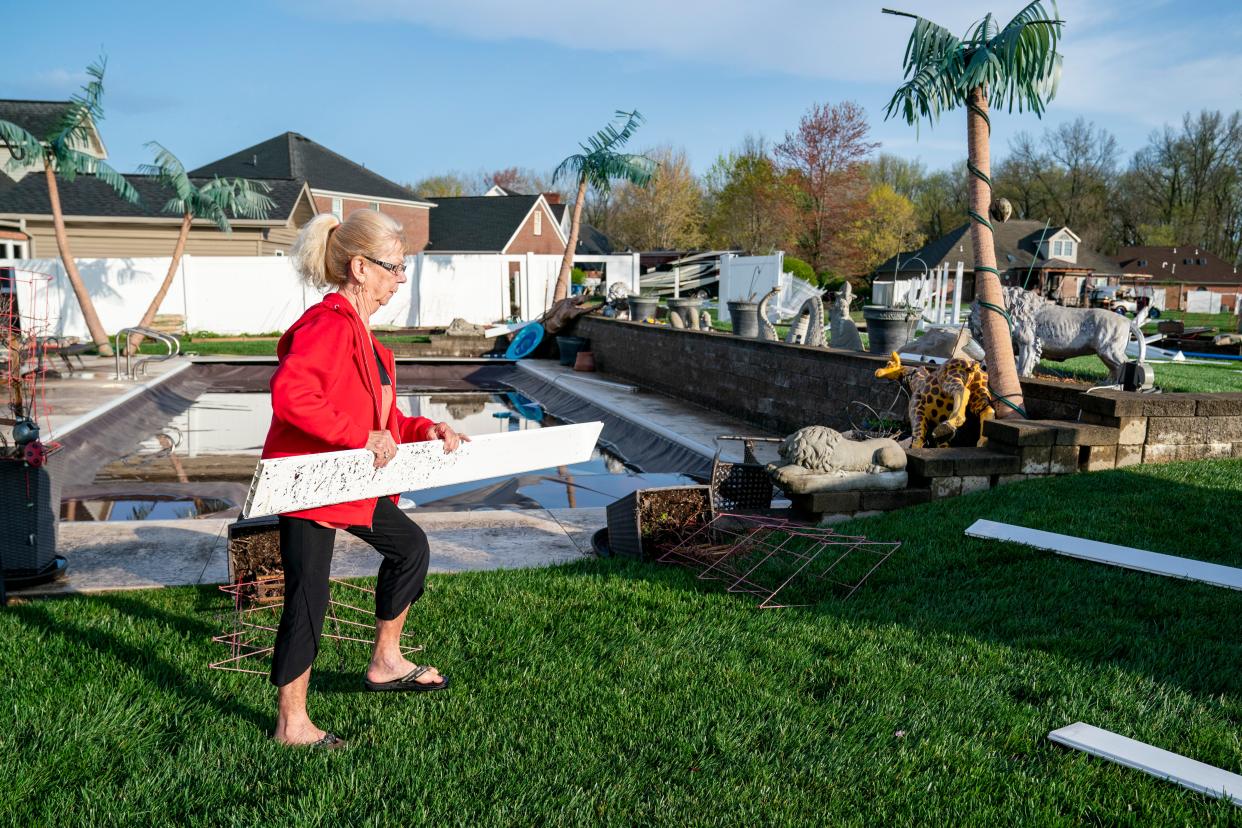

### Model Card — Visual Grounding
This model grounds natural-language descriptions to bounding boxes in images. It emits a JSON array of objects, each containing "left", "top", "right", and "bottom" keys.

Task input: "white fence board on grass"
[
  {"left": 1049, "top": 722, "right": 1242, "bottom": 806},
  {"left": 965, "top": 519, "right": 1242, "bottom": 590}
]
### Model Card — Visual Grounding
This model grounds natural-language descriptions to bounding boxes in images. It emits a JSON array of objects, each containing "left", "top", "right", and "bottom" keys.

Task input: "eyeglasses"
[{"left": 362, "top": 255, "right": 407, "bottom": 276}]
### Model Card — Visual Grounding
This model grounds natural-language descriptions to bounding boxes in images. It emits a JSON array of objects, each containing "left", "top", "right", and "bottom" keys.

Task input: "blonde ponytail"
[{"left": 290, "top": 210, "right": 405, "bottom": 291}]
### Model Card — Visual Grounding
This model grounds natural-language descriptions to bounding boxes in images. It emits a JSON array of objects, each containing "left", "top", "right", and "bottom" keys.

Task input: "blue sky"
[{"left": 7, "top": 0, "right": 1242, "bottom": 190}]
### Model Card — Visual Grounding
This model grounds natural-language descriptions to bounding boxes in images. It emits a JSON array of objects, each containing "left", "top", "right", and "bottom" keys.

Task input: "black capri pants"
[{"left": 270, "top": 497, "right": 430, "bottom": 687}]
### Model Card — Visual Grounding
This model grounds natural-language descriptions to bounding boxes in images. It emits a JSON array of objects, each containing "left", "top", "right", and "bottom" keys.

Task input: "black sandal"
[{"left": 363, "top": 665, "right": 449, "bottom": 693}]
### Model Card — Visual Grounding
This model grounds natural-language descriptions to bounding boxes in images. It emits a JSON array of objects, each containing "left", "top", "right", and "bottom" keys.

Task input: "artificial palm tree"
[
  {"left": 883, "top": 2, "right": 1063, "bottom": 419},
  {"left": 125, "top": 142, "right": 273, "bottom": 353},
  {"left": 552, "top": 110, "right": 655, "bottom": 302},
  {"left": 0, "top": 56, "right": 139, "bottom": 356}
]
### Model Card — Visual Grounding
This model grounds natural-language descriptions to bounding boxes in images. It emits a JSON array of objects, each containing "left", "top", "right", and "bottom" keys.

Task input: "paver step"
[
  {"left": 905, "top": 447, "right": 1020, "bottom": 478},
  {"left": 983, "top": 418, "right": 1120, "bottom": 447}
]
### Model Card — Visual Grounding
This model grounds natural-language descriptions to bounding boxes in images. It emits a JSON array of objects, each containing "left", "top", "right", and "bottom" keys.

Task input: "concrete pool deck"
[{"left": 13, "top": 354, "right": 778, "bottom": 597}]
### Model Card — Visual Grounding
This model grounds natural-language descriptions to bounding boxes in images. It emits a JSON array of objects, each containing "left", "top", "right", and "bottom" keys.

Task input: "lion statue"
[
  {"left": 969, "top": 286, "right": 1148, "bottom": 381},
  {"left": 767, "top": 425, "right": 907, "bottom": 495}
]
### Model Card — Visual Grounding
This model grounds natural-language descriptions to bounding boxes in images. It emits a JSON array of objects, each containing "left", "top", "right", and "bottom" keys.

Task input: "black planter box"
[
  {"left": 605, "top": 485, "right": 713, "bottom": 560},
  {"left": 0, "top": 458, "right": 61, "bottom": 574}
]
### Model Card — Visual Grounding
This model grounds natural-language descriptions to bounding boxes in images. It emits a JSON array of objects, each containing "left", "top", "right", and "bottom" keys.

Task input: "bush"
[
  {"left": 783, "top": 256, "right": 815, "bottom": 284},
  {"left": 571, "top": 267, "right": 588, "bottom": 286}
]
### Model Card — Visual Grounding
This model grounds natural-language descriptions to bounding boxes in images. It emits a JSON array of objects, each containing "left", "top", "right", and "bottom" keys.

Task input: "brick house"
[
  {"left": 875, "top": 220, "right": 1124, "bottom": 305},
  {"left": 1116, "top": 246, "right": 1242, "bottom": 312},
  {"left": 190, "top": 132, "right": 434, "bottom": 251},
  {"left": 426, "top": 194, "right": 568, "bottom": 254}
]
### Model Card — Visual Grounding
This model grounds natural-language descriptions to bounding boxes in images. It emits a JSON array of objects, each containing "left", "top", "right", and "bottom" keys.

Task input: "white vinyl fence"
[{"left": 1, "top": 252, "right": 641, "bottom": 337}]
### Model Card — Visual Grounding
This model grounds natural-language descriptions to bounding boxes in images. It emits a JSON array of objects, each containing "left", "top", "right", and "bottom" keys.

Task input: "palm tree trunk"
[
  {"left": 966, "top": 86, "right": 1024, "bottom": 420},
  {"left": 45, "top": 161, "right": 113, "bottom": 356},
  {"left": 127, "top": 212, "right": 192, "bottom": 354},
  {"left": 553, "top": 176, "right": 588, "bottom": 303}
]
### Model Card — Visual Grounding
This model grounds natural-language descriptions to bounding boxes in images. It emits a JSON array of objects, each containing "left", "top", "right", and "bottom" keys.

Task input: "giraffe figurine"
[{"left": 874, "top": 352, "right": 995, "bottom": 448}]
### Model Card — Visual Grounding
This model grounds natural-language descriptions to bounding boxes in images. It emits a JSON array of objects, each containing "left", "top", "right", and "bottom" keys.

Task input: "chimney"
[{"left": 542, "top": 192, "right": 561, "bottom": 204}]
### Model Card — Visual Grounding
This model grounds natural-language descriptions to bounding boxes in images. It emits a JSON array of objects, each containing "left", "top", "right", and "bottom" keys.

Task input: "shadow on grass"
[
  {"left": 8, "top": 591, "right": 271, "bottom": 733},
  {"left": 590, "top": 462, "right": 1242, "bottom": 700}
]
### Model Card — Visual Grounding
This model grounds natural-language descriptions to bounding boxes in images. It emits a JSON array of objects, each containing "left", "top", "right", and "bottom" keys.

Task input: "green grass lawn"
[
  {"left": 3, "top": 460, "right": 1241, "bottom": 824},
  {"left": 1038, "top": 355, "right": 1242, "bottom": 393},
  {"left": 1141, "top": 309, "right": 1239, "bottom": 333}
]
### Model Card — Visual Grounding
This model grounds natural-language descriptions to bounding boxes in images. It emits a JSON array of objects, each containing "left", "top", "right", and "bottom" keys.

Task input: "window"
[
  {"left": 533, "top": 210, "right": 542, "bottom": 236},
  {"left": 1184, "top": 258, "right": 1192, "bottom": 265},
  {"left": 1138, "top": 259, "right": 1148, "bottom": 267},
  {"left": 369, "top": 202, "right": 380, "bottom": 211},
  {"left": 273, "top": 250, "right": 284, "bottom": 257},
  {"left": 1063, "top": 241, "right": 1074, "bottom": 258},
  {"left": 331, "top": 197, "right": 343, "bottom": 219},
  {"left": 1197, "top": 258, "right": 1206, "bottom": 265},
  {"left": 1053, "top": 240, "right": 1063, "bottom": 256}
]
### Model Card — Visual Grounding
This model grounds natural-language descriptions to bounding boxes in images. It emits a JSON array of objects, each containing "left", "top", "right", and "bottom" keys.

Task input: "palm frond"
[
  {"left": 882, "top": 8, "right": 966, "bottom": 124},
  {"left": 0, "top": 120, "right": 44, "bottom": 169},
  {"left": 60, "top": 149, "right": 140, "bottom": 204},
  {"left": 141, "top": 141, "right": 196, "bottom": 207},
  {"left": 985, "top": 0, "right": 1064, "bottom": 114},
  {"left": 581, "top": 110, "right": 645, "bottom": 154},
  {"left": 553, "top": 154, "right": 589, "bottom": 186},
  {"left": 225, "top": 178, "right": 275, "bottom": 221},
  {"left": 50, "top": 55, "right": 108, "bottom": 150}
]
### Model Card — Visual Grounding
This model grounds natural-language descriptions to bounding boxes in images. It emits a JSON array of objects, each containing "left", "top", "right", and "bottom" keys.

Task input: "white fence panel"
[
  {"left": 718, "top": 253, "right": 784, "bottom": 323},
  {"left": 5, "top": 256, "right": 190, "bottom": 339},
  {"left": 410, "top": 254, "right": 505, "bottom": 327},
  {"left": 1185, "top": 290, "right": 1222, "bottom": 314},
  {"left": 182, "top": 257, "right": 307, "bottom": 334}
]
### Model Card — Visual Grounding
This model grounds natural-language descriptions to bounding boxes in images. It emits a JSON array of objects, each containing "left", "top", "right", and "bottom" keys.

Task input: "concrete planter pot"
[
  {"left": 665, "top": 297, "right": 704, "bottom": 329},
  {"left": 862, "top": 306, "right": 920, "bottom": 355},
  {"left": 627, "top": 296, "right": 658, "bottom": 323},
  {"left": 727, "top": 301, "right": 760, "bottom": 338}
]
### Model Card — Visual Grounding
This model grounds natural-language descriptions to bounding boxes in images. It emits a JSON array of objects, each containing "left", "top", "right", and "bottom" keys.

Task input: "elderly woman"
[{"left": 263, "top": 210, "right": 467, "bottom": 748}]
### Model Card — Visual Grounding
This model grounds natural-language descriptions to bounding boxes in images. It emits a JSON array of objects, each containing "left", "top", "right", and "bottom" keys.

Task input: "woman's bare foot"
[
  {"left": 366, "top": 653, "right": 443, "bottom": 686},
  {"left": 273, "top": 716, "right": 328, "bottom": 747}
]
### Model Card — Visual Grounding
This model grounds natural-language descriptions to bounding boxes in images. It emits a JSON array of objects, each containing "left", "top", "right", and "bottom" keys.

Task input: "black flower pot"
[
  {"left": 862, "top": 306, "right": 921, "bottom": 355},
  {"left": 556, "top": 335, "right": 589, "bottom": 367},
  {"left": 727, "top": 301, "right": 760, "bottom": 338}
]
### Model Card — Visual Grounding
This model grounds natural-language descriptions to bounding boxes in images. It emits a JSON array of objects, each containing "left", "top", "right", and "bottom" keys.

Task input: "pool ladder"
[{"left": 114, "top": 326, "right": 181, "bottom": 380}]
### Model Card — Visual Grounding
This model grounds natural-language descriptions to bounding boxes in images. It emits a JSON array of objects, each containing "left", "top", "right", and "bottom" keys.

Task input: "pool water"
[{"left": 69, "top": 390, "right": 699, "bottom": 519}]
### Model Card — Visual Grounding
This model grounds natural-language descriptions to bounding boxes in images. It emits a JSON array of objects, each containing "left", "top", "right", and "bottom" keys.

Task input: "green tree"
[
  {"left": 552, "top": 111, "right": 655, "bottom": 301},
  {"left": 0, "top": 56, "right": 138, "bottom": 355},
  {"left": 846, "top": 184, "right": 925, "bottom": 280},
  {"left": 409, "top": 173, "right": 472, "bottom": 197},
  {"left": 610, "top": 146, "right": 704, "bottom": 251},
  {"left": 883, "top": 1, "right": 1065, "bottom": 420},
  {"left": 705, "top": 137, "right": 798, "bottom": 253},
  {"left": 126, "top": 142, "right": 274, "bottom": 353}
]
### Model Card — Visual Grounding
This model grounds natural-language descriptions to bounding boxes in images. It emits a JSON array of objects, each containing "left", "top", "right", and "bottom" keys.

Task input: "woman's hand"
[
  {"left": 365, "top": 430, "right": 399, "bottom": 468},
  {"left": 430, "top": 422, "right": 470, "bottom": 453}
]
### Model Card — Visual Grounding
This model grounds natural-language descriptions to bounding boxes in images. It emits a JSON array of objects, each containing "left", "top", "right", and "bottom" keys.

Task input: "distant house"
[
  {"left": 426, "top": 194, "right": 568, "bottom": 254},
  {"left": 1116, "top": 246, "right": 1241, "bottom": 312},
  {"left": 875, "top": 220, "right": 1124, "bottom": 305},
  {"left": 190, "top": 132, "right": 434, "bottom": 251},
  {"left": 0, "top": 99, "right": 111, "bottom": 258},
  {"left": 0, "top": 111, "right": 429, "bottom": 257}
]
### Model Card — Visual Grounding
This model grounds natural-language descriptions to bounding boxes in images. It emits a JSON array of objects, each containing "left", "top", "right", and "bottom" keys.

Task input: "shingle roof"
[
  {"left": 876, "top": 220, "right": 1123, "bottom": 278},
  {"left": 0, "top": 100, "right": 74, "bottom": 138},
  {"left": 426, "top": 195, "right": 546, "bottom": 251},
  {"left": 548, "top": 203, "right": 614, "bottom": 254},
  {"left": 1116, "top": 245, "right": 1241, "bottom": 285},
  {"left": 189, "top": 132, "right": 424, "bottom": 203},
  {"left": 0, "top": 173, "right": 307, "bottom": 222}
]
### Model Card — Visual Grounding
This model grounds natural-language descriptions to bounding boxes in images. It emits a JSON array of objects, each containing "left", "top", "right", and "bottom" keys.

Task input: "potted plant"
[
  {"left": 726, "top": 293, "right": 761, "bottom": 338},
  {"left": 627, "top": 294, "right": 658, "bottom": 323},
  {"left": 862, "top": 301, "right": 921, "bottom": 355},
  {"left": 605, "top": 485, "right": 713, "bottom": 560}
]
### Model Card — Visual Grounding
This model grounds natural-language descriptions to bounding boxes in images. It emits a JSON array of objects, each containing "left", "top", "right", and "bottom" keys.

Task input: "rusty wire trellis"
[
  {"left": 656, "top": 512, "right": 900, "bottom": 608},
  {"left": 209, "top": 576, "right": 423, "bottom": 676}
]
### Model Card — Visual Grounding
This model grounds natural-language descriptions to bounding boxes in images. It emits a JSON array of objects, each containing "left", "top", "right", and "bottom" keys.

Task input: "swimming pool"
[{"left": 59, "top": 366, "right": 701, "bottom": 520}]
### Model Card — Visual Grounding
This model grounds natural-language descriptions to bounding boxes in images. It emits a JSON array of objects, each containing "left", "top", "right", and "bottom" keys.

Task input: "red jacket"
[{"left": 262, "top": 292, "right": 436, "bottom": 526}]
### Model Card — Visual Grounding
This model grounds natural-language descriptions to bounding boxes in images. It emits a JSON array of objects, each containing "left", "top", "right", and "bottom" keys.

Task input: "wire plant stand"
[
  {"left": 209, "top": 576, "right": 423, "bottom": 676},
  {"left": 656, "top": 512, "right": 900, "bottom": 609}
]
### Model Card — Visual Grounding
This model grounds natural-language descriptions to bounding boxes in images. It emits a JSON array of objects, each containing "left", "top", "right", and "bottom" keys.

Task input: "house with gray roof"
[{"left": 875, "top": 220, "right": 1125, "bottom": 306}]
